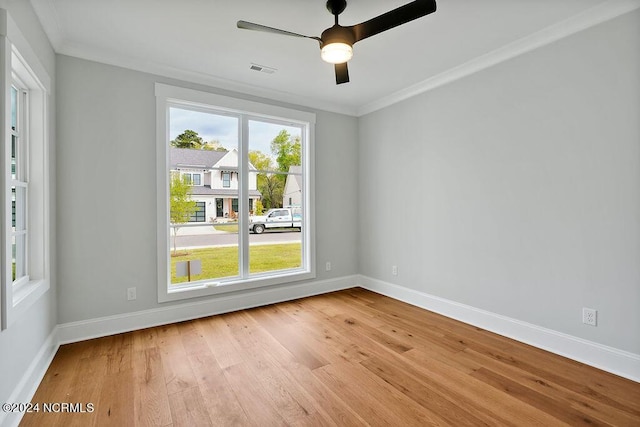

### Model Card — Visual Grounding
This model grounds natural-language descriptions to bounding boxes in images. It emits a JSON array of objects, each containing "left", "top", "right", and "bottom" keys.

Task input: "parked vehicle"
[{"left": 249, "top": 207, "right": 302, "bottom": 234}]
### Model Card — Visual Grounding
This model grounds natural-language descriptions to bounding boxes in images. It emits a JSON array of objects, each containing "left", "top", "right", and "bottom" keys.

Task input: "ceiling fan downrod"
[{"left": 326, "top": 0, "right": 347, "bottom": 18}]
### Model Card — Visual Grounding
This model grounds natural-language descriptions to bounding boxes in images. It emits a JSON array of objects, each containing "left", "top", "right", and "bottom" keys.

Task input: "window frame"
[
  {"left": 222, "top": 171, "right": 231, "bottom": 188},
  {"left": 11, "top": 79, "right": 28, "bottom": 287},
  {"left": 181, "top": 171, "right": 202, "bottom": 187},
  {"left": 1, "top": 26, "right": 51, "bottom": 329},
  {"left": 155, "top": 83, "right": 316, "bottom": 303}
]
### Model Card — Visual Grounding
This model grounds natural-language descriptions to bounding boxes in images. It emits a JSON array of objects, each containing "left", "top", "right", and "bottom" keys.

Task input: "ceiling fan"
[{"left": 237, "top": 0, "right": 437, "bottom": 85}]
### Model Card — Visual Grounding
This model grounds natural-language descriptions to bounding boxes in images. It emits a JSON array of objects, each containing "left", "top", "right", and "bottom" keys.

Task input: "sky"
[{"left": 169, "top": 107, "right": 301, "bottom": 159}]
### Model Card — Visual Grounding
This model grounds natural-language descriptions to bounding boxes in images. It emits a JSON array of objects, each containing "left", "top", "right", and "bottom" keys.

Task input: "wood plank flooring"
[{"left": 21, "top": 288, "right": 640, "bottom": 426}]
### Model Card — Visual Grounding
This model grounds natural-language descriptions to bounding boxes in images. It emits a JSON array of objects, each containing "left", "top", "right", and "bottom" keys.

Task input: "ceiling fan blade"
[
  {"left": 350, "top": 0, "right": 437, "bottom": 43},
  {"left": 335, "top": 62, "right": 349, "bottom": 85},
  {"left": 237, "top": 21, "right": 320, "bottom": 42}
]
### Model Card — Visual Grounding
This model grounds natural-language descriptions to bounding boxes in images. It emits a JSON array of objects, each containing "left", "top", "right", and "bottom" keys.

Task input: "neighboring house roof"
[
  {"left": 288, "top": 165, "right": 302, "bottom": 174},
  {"left": 286, "top": 165, "right": 303, "bottom": 190},
  {"left": 170, "top": 147, "right": 257, "bottom": 171},
  {"left": 170, "top": 147, "right": 227, "bottom": 169},
  {"left": 191, "top": 186, "right": 261, "bottom": 198}
]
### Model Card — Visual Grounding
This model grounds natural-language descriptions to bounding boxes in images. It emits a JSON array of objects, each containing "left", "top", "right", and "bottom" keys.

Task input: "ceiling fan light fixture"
[
  {"left": 320, "top": 42, "right": 353, "bottom": 64},
  {"left": 237, "top": 0, "right": 437, "bottom": 84}
]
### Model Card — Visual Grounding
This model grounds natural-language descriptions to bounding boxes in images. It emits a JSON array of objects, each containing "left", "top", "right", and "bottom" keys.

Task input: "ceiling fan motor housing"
[{"left": 320, "top": 25, "right": 355, "bottom": 49}]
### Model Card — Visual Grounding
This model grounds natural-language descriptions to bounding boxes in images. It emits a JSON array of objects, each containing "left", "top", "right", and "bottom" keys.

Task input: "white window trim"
[
  {"left": 189, "top": 172, "right": 203, "bottom": 186},
  {"left": 177, "top": 170, "right": 204, "bottom": 187},
  {"left": 155, "top": 83, "right": 316, "bottom": 303},
  {"left": 0, "top": 11, "right": 51, "bottom": 329}
]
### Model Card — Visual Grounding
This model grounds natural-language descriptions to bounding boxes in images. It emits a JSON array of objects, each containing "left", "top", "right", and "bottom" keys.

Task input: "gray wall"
[
  {"left": 358, "top": 10, "right": 640, "bottom": 354},
  {"left": 56, "top": 55, "right": 359, "bottom": 323},
  {"left": 0, "top": 0, "right": 57, "bottom": 405},
  {"left": 4, "top": 2, "right": 638, "bottom": 407}
]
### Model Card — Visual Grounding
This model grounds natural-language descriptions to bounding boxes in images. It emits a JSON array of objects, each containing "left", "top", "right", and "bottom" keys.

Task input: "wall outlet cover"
[{"left": 582, "top": 307, "right": 597, "bottom": 326}]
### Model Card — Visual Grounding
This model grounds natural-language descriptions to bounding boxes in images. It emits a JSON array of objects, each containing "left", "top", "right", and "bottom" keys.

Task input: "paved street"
[{"left": 174, "top": 228, "right": 301, "bottom": 248}]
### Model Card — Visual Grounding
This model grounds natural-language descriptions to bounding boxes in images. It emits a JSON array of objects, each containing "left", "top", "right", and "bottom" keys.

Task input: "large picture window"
[{"left": 156, "top": 84, "right": 315, "bottom": 302}]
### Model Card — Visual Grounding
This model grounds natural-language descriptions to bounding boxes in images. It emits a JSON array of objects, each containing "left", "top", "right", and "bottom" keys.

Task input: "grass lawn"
[
  {"left": 213, "top": 223, "right": 238, "bottom": 232},
  {"left": 171, "top": 242, "right": 301, "bottom": 284}
]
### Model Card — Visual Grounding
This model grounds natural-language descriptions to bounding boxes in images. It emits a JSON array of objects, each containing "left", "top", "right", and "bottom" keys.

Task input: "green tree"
[
  {"left": 260, "top": 175, "right": 283, "bottom": 209},
  {"left": 270, "top": 130, "right": 301, "bottom": 173},
  {"left": 267, "top": 130, "right": 300, "bottom": 208},
  {"left": 170, "top": 174, "right": 197, "bottom": 255},
  {"left": 254, "top": 199, "right": 264, "bottom": 216},
  {"left": 249, "top": 150, "right": 283, "bottom": 209},
  {"left": 171, "top": 129, "right": 203, "bottom": 149},
  {"left": 201, "top": 139, "right": 228, "bottom": 151},
  {"left": 249, "top": 150, "right": 272, "bottom": 171}
]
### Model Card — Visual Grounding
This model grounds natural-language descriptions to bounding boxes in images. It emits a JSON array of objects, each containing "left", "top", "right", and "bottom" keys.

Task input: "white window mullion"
[
  {"left": 11, "top": 181, "right": 28, "bottom": 283},
  {"left": 10, "top": 82, "right": 28, "bottom": 285},
  {"left": 239, "top": 116, "right": 249, "bottom": 278}
]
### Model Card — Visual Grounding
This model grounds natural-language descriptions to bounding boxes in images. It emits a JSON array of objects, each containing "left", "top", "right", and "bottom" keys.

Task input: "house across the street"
[
  {"left": 283, "top": 165, "right": 302, "bottom": 207},
  {"left": 170, "top": 147, "right": 262, "bottom": 222}
]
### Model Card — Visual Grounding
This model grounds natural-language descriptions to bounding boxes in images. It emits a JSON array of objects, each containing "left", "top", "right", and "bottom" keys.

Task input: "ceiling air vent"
[{"left": 250, "top": 63, "right": 276, "bottom": 74}]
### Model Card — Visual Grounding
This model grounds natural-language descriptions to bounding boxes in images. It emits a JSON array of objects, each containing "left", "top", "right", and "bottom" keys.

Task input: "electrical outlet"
[
  {"left": 582, "top": 307, "right": 597, "bottom": 326},
  {"left": 127, "top": 287, "right": 137, "bottom": 301},
  {"left": 325, "top": 262, "right": 331, "bottom": 271},
  {"left": 392, "top": 265, "right": 398, "bottom": 276}
]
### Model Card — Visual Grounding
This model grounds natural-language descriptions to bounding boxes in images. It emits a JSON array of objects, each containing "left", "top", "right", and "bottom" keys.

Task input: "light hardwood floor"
[{"left": 21, "top": 288, "right": 640, "bottom": 426}]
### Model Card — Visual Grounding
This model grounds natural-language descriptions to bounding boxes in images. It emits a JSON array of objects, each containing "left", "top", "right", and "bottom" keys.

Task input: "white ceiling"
[{"left": 29, "top": 0, "right": 633, "bottom": 115}]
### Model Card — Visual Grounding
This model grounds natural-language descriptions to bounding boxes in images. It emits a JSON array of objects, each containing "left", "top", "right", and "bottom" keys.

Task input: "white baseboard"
[
  {"left": 58, "top": 275, "right": 357, "bottom": 345},
  {"left": 358, "top": 275, "right": 640, "bottom": 383},
  {"left": 0, "top": 328, "right": 59, "bottom": 427}
]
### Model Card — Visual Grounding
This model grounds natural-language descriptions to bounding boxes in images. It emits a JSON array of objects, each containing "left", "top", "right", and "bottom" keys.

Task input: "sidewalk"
[{"left": 171, "top": 223, "right": 225, "bottom": 236}]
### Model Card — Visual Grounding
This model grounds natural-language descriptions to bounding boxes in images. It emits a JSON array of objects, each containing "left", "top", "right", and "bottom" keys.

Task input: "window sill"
[
  {"left": 11, "top": 279, "right": 50, "bottom": 321},
  {"left": 159, "top": 270, "right": 315, "bottom": 303}
]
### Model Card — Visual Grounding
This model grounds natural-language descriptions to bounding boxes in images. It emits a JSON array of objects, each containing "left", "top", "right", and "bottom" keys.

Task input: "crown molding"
[
  {"left": 58, "top": 42, "right": 359, "bottom": 116},
  {"left": 30, "top": 0, "right": 640, "bottom": 118},
  {"left": 356, "top": 0, "right": 640, "bottom": 116}
]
